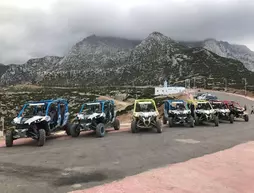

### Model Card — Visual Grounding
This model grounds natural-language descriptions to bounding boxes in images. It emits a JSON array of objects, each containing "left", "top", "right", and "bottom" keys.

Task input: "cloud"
[{"left": 0, "top": 0, "right": 254, "bottom": 64}]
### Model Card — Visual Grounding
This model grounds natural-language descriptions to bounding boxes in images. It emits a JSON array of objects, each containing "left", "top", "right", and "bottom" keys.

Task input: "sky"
[{"left": 0, "top": 0, "right": 254, "bottom": 64}]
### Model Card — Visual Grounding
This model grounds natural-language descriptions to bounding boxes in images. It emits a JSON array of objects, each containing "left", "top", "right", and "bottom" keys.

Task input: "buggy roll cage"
[
  {"left": 17, "top": 99, "right": 68, "bottom": 118},
  {"left": 164, "top": 100, "right": 189, "bottom": 110},
  {"left": 133, "top": 99, "right": 158, "bottom": 113},
  {"left": 79, "top": 100, "right": 115, "bottom": 114}
]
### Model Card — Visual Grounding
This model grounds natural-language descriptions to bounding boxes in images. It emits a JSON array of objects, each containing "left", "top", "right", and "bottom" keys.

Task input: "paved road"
[{"left": 0, "top": 91, "right": 253, "bottom": 193}]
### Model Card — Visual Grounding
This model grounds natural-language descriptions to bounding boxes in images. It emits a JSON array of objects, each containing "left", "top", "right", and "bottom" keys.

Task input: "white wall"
[{"left": 154, "top": 87, "right": 186, "bottom": 95}]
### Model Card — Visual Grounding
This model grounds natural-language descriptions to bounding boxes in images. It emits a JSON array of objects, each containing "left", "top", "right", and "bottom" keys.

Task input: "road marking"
[{"left": 175, "top": 139, "right": 200, "bottom": 144}]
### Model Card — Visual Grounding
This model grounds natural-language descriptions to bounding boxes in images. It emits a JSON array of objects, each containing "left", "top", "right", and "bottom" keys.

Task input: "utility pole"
[
  {"left": 203, "top": 78, "right": 206, "bottom": 89},
  {"left": 242, "top": 78, "right": 247, "bottom": 96}
]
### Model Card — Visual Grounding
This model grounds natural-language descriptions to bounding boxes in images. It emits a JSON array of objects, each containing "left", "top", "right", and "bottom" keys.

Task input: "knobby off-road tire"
[
  {"left": 131, "top": 120, "right": 138, "bottom": 133},
  {"left": 70, "top": 124, "right": 80, "bottom": 137},
  {"left": 195, "top": 116, "right": 199, "bottom": 126},
  {"left": 229, "top": 114, "right": 234, "bottom": 124},
  {"left": 162, "top": 116, "right": 167, "bottom": 124},
  {"left": 37, "top": 129, "right": 46, "bottom": 146},
  {"left": 113, "top": 118, "right": 120, "bottom": 130},
  {"left": 189, "top": 117, "right": 194, "bottom": 128},
  {"left": 244, "top": 115, "right": 249, "bottom": 122},
  {"left": 96, "top": 123, "right": 106, "bottom": 137},
  {"left": 156, "top": 119, "right": 162, "bottom": 133},
  {"left": 65, "top": 123, "right": 71, "bottom": 136},
  {"left": 168, "top": 117, "right": 173, "bottom": 127},
  {"left": 214, "top": 116, "right": 219, "bottom": 127},
  {"left": 5, "top": 130, "right": 13, "bottom": 147}
]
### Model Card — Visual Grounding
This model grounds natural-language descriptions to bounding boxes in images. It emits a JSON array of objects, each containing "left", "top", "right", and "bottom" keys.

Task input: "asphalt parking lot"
[{"left": 0, "top": 91, "right": 254, "bottom": 193}]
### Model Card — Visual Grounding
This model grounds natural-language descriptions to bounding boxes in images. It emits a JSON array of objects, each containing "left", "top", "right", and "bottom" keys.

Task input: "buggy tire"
[
  {"left": 131, "top": 120, "right": 138, "bottom": 133},
  {"left": 113, "top": 118, "right": 120, "bottom": 130},
  {"left": 189, "top": 117, "right": 194, "bottom": 128},
  {"left": 244, "top": 115, "right": 249, "bottom": 122},
  {"left": 168, "top": 117, "right": 173, "bottom": 127},
  {"left": 70, "top": 124, "right": 80, "bottom": 137},
  {"left": 65, "top": 123, "right": 71, "bottom": 136},
  {"left": 5, "top": 130, "right": 13, "bottom": 147},
  {"left": 195, "top": 116, "right": 199, "bottom": 126},
  {"left": 214, "top": 116, "right": 219, "bottom": 127},
  {"left": 162, "top": 116, "right": 167, "bottom": 124},
  {"left": 96, "top": 123, "right": 106, "bottom": 137},
  {"left": 156, "top": 119, "right": 162, "bottom": 133},
  {"left": 229, "top": 114, "right": 234, "bottom": 124},
  {"left": 37, "top": 129, "right": 46, "bottom": 146}
]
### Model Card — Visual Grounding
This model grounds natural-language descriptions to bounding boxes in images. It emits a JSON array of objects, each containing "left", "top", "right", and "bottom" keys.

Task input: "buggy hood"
[
  {"left": 214, "top": 108, "right": 230, "bottom": 113},
  {"left": 169, "top": 110, "right": 190, "bottom": 114},
  {"left": 77, "top": 112, "right": 105, "bottom": 120},
  {"left": 13, "top": 115, "right": 51, "bottom": 125},
  {"left": 196, "top": 109, "right": 215, "bottom": 114},
  {"left": 134, "top": 112, "right": 158, "bottom": 117}
]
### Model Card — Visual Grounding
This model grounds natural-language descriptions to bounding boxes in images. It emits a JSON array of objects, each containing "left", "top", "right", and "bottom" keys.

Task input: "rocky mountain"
[
  {"left": 1, "top": 56, "right": 62, "bottom": 85},
  {"left": 1, "top": 32, "right": 254, "bottom": 87},
  {"left": 181, "top": 39, "right": 254, "bottom": 72},
  {"left": 0, "top": 63, "right": 9, "bottom": 78}
]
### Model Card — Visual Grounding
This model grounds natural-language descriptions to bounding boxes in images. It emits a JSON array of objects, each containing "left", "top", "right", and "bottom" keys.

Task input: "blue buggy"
[
  {"left": 5, "top": 99, "right": 70, "bottom": 147},
  {"left": 70, "top": 100, "right": 120, "bottom": 137},
  {"left": 163, "top": 100, "right": 194, "bottom": 128}
]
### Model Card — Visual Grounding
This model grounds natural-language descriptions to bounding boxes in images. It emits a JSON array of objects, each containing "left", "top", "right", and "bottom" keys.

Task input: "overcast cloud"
[{"left": 0, "top": 0, "right": 254, "bottom": 64}]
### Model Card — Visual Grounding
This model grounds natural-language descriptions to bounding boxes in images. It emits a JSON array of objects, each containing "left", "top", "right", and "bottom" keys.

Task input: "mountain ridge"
[{"left": 1, "top": 32, "right": 254, "bottom": 87}]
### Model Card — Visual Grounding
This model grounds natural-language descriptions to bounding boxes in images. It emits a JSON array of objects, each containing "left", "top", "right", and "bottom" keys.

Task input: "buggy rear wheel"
[
  {"left": 37, "top": 129, "right": 46, "bottom": 146},
  {"left": 156, "top": 119, "right": 162, "bottom": 133},
  {"left": 229, "top": 114, "right": 234, "bottom": 123},
  {"left": 96, "top": 123, "right": 105, "bottom": 137},
  {"left": 70, "top": 124, "right": 80, "bottom": 137},
  {"left": 113, "top": 118, "right": 120, "bottom": 130},
  {"left": 5, "top": 130, "right": 13, "bottom": 147},
  {"left": 244, "top": 115, "right": 249, "bottom": 122},
  {"left": 131, "top": 120, "right": 138, "bottom": 133}
]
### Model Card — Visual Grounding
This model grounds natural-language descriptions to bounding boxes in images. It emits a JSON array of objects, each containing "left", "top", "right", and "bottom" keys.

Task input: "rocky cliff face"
[
  {"left": 0, "top": 63, "right": 9, "bottom": 78},
  {"left": 0, "top": 56, "right": 62, "bottom": 85},
  {"left": 1, "top": 33, "right": 254, "bottom": 86},
  {"left": 181, "top": 39, "right": 254, "bottom": 72}
]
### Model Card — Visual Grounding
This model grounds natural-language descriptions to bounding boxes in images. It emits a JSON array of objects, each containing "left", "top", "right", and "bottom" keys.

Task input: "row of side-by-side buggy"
[
  {"left": 5, "top": 97, "right": 249, "bottom": 147},
  {"left": 162, "top": 99, "right": 249, "bottom": 128},
  {"left": 5, "top": 99, "right": 120, "bottom": 147}
]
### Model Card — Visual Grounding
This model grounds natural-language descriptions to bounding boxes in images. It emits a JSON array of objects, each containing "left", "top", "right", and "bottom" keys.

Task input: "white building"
[{"left": 154, "top": 80, "right": 186, "bottom": 95}]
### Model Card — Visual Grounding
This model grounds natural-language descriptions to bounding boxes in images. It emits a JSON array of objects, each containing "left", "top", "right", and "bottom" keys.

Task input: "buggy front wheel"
[
  {"left": 162, "top": 116, "right": 167, "bottom": 124},
  {"left": 131, "top": 120, "right": 138, "bottom": 133},
  {"left": 156, "top": 120, "right": 162, "bottom": 133},
  {"left": 214, "top": 116, "right": 219, "bottom": 127},
  {"left": 37, "top": 129, "right": 46, "bottom": 146},
  {"left": 168, "top": 117, "right": 173, "bottom": 127},
  {"left": 65, "top": 123, "right": 71, "bottom": 136},
  {"left": 189, "top": 117, "right": 194, "bottom": 128},
  {"left": 70, "top": 124, "right": 80, "bottom": 137},
  {"left": 96, "top": 123, "right": 106, "bottom": 137},
  {"left": 229, "top": 114, "right": 234, "bottom": 124}
]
